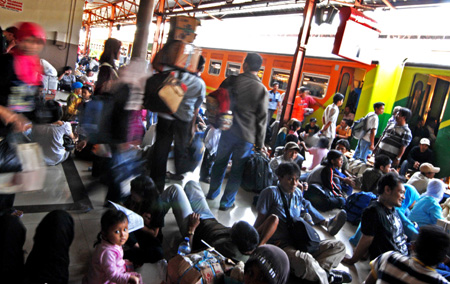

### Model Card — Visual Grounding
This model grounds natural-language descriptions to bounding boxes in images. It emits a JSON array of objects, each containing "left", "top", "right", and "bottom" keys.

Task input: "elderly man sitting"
[{"left": 407, "top": 162, "right": 440, "bottom": 194}]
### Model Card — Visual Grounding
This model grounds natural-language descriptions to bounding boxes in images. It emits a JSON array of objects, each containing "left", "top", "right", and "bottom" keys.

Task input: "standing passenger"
[
  {"left": 353, "top": 102, "right": 385, "bottom": 162},
  {"left": 267, "top": 82, "right": 281, "bottom": 126},
  {"left": 206, "top": 53, "right": 268, "bottom": 211},
  {"left": 320, "top": 93, "right": 344, "bottom": 149}
]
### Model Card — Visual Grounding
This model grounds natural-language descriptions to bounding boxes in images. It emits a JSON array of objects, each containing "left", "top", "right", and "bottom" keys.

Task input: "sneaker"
[
  {"left": 327, "top": 209, "right": 347, "bottom": 236},
  {"left": 329, "top": 270, "right": 352, "bottom": 284},
  {"left": 219, "top": 203, "right": 236, "bottom": 211}
]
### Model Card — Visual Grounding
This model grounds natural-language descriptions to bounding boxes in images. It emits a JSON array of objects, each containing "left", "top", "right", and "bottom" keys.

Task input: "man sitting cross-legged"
[{"left": 255, "top": 162, "right": 350, "bottom": 284}]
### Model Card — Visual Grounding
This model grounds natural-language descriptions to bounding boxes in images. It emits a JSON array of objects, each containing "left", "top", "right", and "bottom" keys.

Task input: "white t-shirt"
[
  {"left": 322, "top": 104, "right": 339, "bottom": 138},
  {"left": 362, "top": 112, "right": 379, "bottom": 142},
  {"left": 31, "top": 122, "right": 72, "bottom": 166}
]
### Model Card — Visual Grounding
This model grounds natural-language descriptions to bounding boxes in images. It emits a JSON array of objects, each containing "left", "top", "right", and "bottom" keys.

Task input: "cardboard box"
[
  {"left": 168, "top": 16, "right": 200, "bottom": 44},
  {"left": 153, "top": 41, "right": 202, "bottom": 73}
]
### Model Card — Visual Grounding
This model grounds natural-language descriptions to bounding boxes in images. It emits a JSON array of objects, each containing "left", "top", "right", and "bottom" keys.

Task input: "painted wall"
[{"left": 1, "top": 0, "right": 84, "bottom": 72}]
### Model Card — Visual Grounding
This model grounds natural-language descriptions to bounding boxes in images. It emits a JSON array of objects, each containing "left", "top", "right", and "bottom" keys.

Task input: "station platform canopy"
[{"left": 82, "top": 0, "right": 441, "bottom": 28}]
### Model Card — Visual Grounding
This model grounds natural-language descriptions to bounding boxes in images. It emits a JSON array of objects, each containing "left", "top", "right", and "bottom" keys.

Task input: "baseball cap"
[
  {"left": 284, "top": 142, "right": 301, "bottom": 153},
  {"left": 420, "top": 138, "right": 430, "bottom": 146},
  {"left": 420, "top": 163, "right": 440, "bottom": 173},
  {"left": 71, "top": 82, "right": 83, "bottom": 90},
  {"left": 310, "top": 117, "right": 317, "bottom": 122}
]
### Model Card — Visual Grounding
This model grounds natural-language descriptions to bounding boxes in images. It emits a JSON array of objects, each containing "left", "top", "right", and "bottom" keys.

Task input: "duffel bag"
[
  {"left": 304, "top": 183, "right": 345, "bottom": 212},
  {"left": 345, "top": 191, "right": 377, "bottom": 225},
  {"left": 241, "top": 151, "right": 273, "bottom": 193}
]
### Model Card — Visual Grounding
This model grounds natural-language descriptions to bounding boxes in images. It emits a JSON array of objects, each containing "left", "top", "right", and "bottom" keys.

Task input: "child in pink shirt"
[
  {"left": 301, "top": 137, "right": 329, "bottom": 170},
  {"left": 83, "top": 210, "right": 142, "bottom": 284}
]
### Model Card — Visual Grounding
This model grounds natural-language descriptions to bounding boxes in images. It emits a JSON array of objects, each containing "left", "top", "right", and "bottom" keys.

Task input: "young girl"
[
  {"left": 301, "top": 137, "right": 329, "bottom": 170},
  {"left": 83, "top": 210, "right": 142, "bottom": 284}
]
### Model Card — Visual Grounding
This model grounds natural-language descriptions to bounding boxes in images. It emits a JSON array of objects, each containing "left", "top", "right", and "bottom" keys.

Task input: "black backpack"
[{"left": 241, "top": 152, "right": 273, "bottom": 193}]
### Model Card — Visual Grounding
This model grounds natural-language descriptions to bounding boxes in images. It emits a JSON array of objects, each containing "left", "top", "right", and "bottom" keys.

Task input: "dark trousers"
[
  {"left": 124, "top": 230, "right": 164, "bottom": 266},
  {"left": 150, "top": 116, "right": 190, "bottom": 192},
  {"left": 200, "top": 147, "right": 216, "bottom": 181},
  {"left": 0, "top": 194, "right": 15, "bottom": 215}
]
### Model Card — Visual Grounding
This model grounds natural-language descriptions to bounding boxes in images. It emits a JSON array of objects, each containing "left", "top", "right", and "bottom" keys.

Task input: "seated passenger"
[
  {"left": 343, "top": 173, "right": 408, "bottom": 265},
  {"left": 58, "top": 66, "right": 76, "bottom": 92},
  {"left": 299, "top": 117, "right": 320, "bottom": 147},
  {"left": 399, "top": 138, "right": 433, "bottom": 176},
  {"left": 270, "top": 142, "right": 304, "bottom": 180},
  {"left": 365, "top": 225, "right": 450, "bottom": 284},
  {"left": 25, "top": 210, "right": 74, "bottom": 284},
  {"left": 335, "top": 119, "right": 352, "bottom": 140},
  {"left": 306, "top": 150, "right": 346, "bottom": 210},
  {"left": 255, "top": 162, "right": 350, "bottom": 283},
  {"left": 275, "top": 118, "right": 299, "bottom": 148},
  {"left": 407, "top": 162, "right": 440, "bottom": 194},
  {"left": 64, "top": 81, "right": 83, "bottom": 121},
  {"left": 334, "top": 139, "right": 355, "bottom": 196},
  {"left": 31, "top": 100, "right": 75, "bottom": 166},
  {"left": 300, "top": 137, "right": 329, "bottom": 170},
  {"left": 361, "top": 154, "right": 393, "bottom": 194},
  {"left": 79, "top": 68, "right": 96, "bottom": 85},
  {"left": 123, "top": 176, "right": 164, "bottom": 266},
  {"left": 0, "top": 214, "right": 26, "bottom": 284},
  {"left": 81, "top": 85, "right": 93, "bottom": 104},
  {"left": 244, "top": 245, "right": 290, "bottom": 284},
  {"left": 409, "top": 179, "right": 445, "bottom": 227}
]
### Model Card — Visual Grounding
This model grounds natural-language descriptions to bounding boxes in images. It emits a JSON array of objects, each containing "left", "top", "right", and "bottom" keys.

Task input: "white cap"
[{"left": 420, "top": 138, "right": 430, "bottom": 146}]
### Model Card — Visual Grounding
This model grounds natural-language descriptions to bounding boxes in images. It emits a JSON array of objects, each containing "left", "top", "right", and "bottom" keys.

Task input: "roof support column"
[
  {"left": 151, "top": 0, "right": 166, "bottom": 62},
  {"left": 108, "top": 4, "right": 115, "bottom": 38},
  {"left": 84, "top": 24, "right": 91, "bottom": 56},
  {"left": 280, "top": 0, "right": 317, "bottom": 125},
  {"left": 131, "top": 0, "right": 156, "bottom": 61}
]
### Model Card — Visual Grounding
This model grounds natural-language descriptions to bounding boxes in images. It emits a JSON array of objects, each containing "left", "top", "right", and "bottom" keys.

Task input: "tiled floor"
[{"left": 14, "top": 91, "right": 370, "bottom": 284}]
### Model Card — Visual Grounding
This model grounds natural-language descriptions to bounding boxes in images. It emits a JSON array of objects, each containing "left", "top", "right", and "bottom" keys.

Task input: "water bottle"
[
  {"left": 304, "top": 209, "right": 314, "bottom": 226},
  {"left": 177, "top": 237, "right": 191, "bottom": 256}
]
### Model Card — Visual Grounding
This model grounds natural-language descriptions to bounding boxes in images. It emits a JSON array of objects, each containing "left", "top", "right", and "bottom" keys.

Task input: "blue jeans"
[
  {"left": 160, "top": 182, "right": 216, "bottom": 236},
  {"left": 354, "top": 139, "right": 372, "bottom": 162},
  {"left": 207, "top": 131, "right": 253, "bottom": 208}
]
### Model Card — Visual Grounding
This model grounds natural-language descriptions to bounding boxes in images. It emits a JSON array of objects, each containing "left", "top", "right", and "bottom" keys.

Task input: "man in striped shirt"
[
  {"left": 376, "top": 107, "right": 412, "bottom": 167},
  {"left": 364, "top": 225, "right": 450, "bottom": 284}
]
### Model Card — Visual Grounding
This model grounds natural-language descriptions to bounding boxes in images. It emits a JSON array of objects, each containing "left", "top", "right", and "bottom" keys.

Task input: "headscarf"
[
  {"left": 422, "top": 179, "right": 445, "bottom": 202},
  {"left": 0, "top": 215, "right": 26, "bottom": 284},
  {"left": 399, "top": 184, "right": 420, "bottom": 214},
  {"left": 25, "top": 210, "right": 74, "bottom": 284},
  {"left": 13, "top": 22, "right": 46, "bottom": 86},
  {"left": 246, "top": 245, "right": 290, "bottom": 284}
]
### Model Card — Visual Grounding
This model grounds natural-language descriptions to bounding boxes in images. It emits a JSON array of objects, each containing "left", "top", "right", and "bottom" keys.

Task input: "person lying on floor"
[{"left": 155, "top": 180, "right": 279, "bottom": 262}]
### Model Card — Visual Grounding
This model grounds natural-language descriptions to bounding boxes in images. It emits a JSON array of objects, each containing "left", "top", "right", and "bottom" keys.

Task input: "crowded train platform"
[{"left": 2, "top": 1, "right": 450, "bottom": 284}]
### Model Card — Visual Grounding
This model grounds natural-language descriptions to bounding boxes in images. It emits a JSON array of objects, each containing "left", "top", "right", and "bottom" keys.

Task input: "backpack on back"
[
  {"left": 345, "top": 191, "right": 377, "bottom": 225},
  {"left": 352, "top": 113, "right": 377, "bottom": 140},
  {"left": 241, "top": 151, "right": 273, "bottom": 193},
  {"left": 205, "top": 75, "right": 237, "bottom": 131}
]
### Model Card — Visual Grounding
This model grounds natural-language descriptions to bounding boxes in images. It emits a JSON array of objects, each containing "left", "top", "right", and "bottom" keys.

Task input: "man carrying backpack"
[
  {"left": 206, "top": 53, "right": 268, "bottom": 211},
  {"left": 353, "top": 102, "right": 385, "bottom": 162}
]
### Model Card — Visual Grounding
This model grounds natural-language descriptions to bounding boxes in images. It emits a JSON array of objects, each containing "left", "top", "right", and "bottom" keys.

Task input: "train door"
[
  {"left": 407, "top": 74, "right": 429, "bottom": 127},
  {"left": 425, "top": 78, "right": 450, "bottom": 134}
]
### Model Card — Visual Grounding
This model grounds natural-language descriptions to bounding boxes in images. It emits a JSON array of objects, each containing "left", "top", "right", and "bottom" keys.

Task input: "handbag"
[
  {"left": 144, "top": 71, "right": 187, "bottom": 114},
  {"left": 277, "top": 186, "right": 320, "bottom": 253},
  {"left": 62, "top": 134, "right": 75, "bottom": 151}
]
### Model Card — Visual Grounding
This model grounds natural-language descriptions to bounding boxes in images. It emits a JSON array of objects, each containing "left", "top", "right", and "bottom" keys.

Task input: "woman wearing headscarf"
[
  {"left": 94, "top": 37, "right": 121, "bottom": 96},
  {"left": 409, "top": 179, "right": 446, "bottom": 227},
  {"left": 0, "top": 214, "right": 26, "bottom": 284},
  {"left": 24, "top": 210, "right": 75, "bottom": 284},
  {"left": 0, "top": 22, "right": 46, "bottom": 216}
]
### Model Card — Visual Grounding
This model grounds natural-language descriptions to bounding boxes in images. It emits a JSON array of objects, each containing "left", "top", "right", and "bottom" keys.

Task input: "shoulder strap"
[
  {"left": 100, "top": 62, "right": 119, "bottom": 79},
  {"left": 277, "top": 186, "right": 294, "bottom": 226}
]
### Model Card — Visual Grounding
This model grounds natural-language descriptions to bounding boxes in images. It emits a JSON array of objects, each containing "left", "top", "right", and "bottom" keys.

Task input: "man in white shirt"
[
  {"left": 353, "top": 102, "right": 385, "bottom": 162},
  {"left": 320, "top": 93, "right": 344, "bottom": 149}
]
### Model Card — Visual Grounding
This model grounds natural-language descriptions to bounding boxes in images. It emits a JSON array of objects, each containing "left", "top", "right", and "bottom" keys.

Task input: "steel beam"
[
  {"left": 151, "top": 0, "right": 166, "bottom": 62},
  {"left": 279, "top": 0, "right": 317, "bottom": 125}
]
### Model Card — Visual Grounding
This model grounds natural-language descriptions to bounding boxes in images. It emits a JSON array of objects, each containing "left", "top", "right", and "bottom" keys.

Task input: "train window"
[
  {"left": 300, "top": 73, "right": 330, "bottom": 99},
  {"left": 208, "top": 60, "right": 222, "bottom": 76},
  {"left": 226, "top": 62, "right": 241, "bottom": 77},
  {"left": 270, "top": 69, "right": 291, "bottom": 90},
  {"left": 338, "top": 73, "right": 350, "bottom": 95}
]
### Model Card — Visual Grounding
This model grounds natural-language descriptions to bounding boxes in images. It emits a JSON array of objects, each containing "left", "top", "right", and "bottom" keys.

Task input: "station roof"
[{"left": 82, "top": 0, "right": 442, "bottom": 27}]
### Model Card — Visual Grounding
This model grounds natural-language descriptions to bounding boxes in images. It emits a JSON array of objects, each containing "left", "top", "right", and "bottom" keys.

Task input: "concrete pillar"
[{"left": 131, "top": 0, "right": 156, "bottom": 61}]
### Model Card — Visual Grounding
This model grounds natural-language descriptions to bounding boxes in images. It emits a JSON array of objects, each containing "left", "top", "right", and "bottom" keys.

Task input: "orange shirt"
[{"left": 336, "top": 125, "right": 351, "bottom": 138}]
